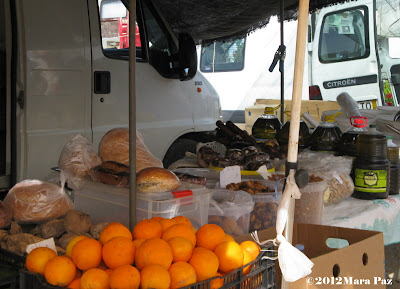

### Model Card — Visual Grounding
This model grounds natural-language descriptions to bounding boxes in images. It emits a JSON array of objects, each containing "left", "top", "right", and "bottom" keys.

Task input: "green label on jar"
[{"left": 354, "top": 169, "right": 387, "bottom": 193}]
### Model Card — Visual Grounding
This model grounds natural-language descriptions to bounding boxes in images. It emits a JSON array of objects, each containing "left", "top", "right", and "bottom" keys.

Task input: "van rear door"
[{"left": 309, "top": 0, "right": 382, "bottom": 107}]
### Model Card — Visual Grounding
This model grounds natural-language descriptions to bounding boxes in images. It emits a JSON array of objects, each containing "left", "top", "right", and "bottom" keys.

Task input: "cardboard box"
[
  {"left": 235, "top": 224, "right": 386, "bottom": 289},
  {"left": 245, "top": 100, "right": 341, "bottom": 133}
]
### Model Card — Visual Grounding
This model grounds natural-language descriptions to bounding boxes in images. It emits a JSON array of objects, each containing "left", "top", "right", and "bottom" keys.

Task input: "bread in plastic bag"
[
  {"left": 58, "top": 134, "right": 102, "bottom": 187},
  {"left": 98, "top": 128, "right": 163, "bottom": 172},
  {"left": 3, "top": 179, "right": 74, "bottom": 224},
  {"left": 0, "top": 201, "right": 12, "bottom": 229},
  {"left": 298, "top": 151, "right": 354, "bottom": 205}
]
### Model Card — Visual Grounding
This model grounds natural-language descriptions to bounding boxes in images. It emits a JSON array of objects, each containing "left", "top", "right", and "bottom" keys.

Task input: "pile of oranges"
[{"left": 25, "top": 216, "right": 262, "bottom": 289}]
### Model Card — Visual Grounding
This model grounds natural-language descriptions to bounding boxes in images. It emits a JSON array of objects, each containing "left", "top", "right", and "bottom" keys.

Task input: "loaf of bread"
[
  {"left": 91, "top": 161, "right": 129, "bottom": 188},
  {"left": 136, "top": 167, "right": 180, "bottom": 193},
  {"left": 58, "top": 134, "right": 102, "bottom": 178},
  {"left": 3, "top": 180, "right": 74, "bottom": 223},
  {"left": 0, "top": 201, "right": 12, "bottom": 229},
  {"left": 98, "top": 128, "right": 163, "bottom": 172}
]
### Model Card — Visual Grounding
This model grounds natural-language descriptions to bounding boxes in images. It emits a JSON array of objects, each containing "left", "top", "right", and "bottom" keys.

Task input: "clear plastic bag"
[
  {"left": 98, "top": 128, "right": 163, "bottom": 172},
  {"left": 3, "top": 179, "right": 74, "bottom": 224},
  {"left": 58, "top": 134, "right": 102, "bottom": 188},
  {"left": 298, "top": 151, "right": 354, "bottom": 205}
]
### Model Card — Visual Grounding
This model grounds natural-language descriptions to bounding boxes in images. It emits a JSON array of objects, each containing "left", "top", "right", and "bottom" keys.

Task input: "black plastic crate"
[
  {"left": 180, "top": 243, "right": 276, "bottom": 289},
  {"left": 0, "top": 248, "right": 26, "bottom": 269},
  {"left": 19, "top": 270, "right": 63, "bottom": 289}
]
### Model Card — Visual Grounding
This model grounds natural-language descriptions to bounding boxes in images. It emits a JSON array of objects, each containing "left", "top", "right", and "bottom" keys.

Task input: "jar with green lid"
[
  {"left": 251, "top": 106, "right": 282, "bottom": 142},
  {"left": 352, "top": 124, "right": 389, "bottom": 199}
]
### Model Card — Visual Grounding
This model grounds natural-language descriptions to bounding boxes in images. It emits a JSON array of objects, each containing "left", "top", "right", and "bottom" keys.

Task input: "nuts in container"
[{"left": 225, "top": 181, "right": 280, "bottom": 231}]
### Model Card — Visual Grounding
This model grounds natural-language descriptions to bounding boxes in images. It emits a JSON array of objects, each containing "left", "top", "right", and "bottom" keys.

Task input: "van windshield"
[
  {"left": 200, "top": 39, "right": 246, "bottom": 72},
  {"left": 319, "top": 7, "right": 369, "bottom": 62}
]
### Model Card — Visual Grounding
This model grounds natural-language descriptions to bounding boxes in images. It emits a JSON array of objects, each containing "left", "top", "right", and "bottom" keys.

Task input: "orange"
[
  {"left": 67, "top": 278, "right": 81, "bottom": 289},
  {"left": 66, "top": 236, "right": 89, "bottom": 257},
  {"left": 44, "top": 256, "right": 76, "bottom": 287},
  {"left": 71, "top": 238, "right": 103, "bottom": 271},
  {"left": 132, "top": 219, "right": 163, "bottom": 240},
  {"left": 167, "top": 237, "right": 193, "bottom": 263},
  {"left": 105, "top": 269, "right": 113, "bottom": 276},
  {"left": 189, "top": 247, "right": 219, "bottom": 282},
  {"left": 132, "top": 238, "right": 145, "bottom": 249},
  {"left": 242, "top": 248, "right": 252, "bottom": 275},
  {"left": 140, "top": 264, "right": 170, "bottom": 289},
  {"left": 172, "top": 216, "right": 193, "bottom": 228},
  {"left": 109, "top": 265, "right": 140, "bottom": 289},
  {"left": 240, "top": 241, "right": 261, "bottom": 261},
  {"left": 151, "top": 216, "right": 165, "bottom": 222},
  {"left": 80, "top": 268, "right": 110, "bottom": 289},
  {"left": 159, "top": 218, "right": 178, "bottom": 231},
  {"left": 195, "top": 224, "right": 225, "bottom": 251},
  {"left": 26, "top": 247, "right": 57, "bottom": 275},
  {"left": 214, "top": 241, "right": 243, "bottom": 273},
  {"left": 210, "top": 273, "right": 224, "bottom": 289},
  {"left": 102, "top": 237, "right": 135, "bottom": 269},
  {"left": 162, "top": 223, "right": 196, "bottom": 247},
  {"left": 135, "top": 238, "right": 173, "bottom": 270},
  {"left": 99, "top": 222, "right": 132, "bottom": 245},
  {"left": 168, "top": 262, "right": 197, "bottom": 289},
  {"left": 223, "top": 234, "right": 235, "bottom": 242}
]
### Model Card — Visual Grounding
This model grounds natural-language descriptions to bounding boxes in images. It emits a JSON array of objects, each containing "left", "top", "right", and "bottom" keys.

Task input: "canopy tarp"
[{"left": 135, "top": 0, "right": 351, "bottom": 43}]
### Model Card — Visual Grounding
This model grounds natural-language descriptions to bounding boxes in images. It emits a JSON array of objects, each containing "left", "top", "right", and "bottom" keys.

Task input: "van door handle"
[{"left": 94, "top": 71, "right": 111, "bottom": 94}]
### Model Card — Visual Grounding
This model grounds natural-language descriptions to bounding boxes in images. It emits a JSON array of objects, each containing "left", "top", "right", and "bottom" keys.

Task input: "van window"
[
  {"left": 142, "top": 0, "right": 177, "bottom": 78},
  {"left": 319, "top": 7, "right": 369, "bottom": 63},
  {"left": 98, "top": 0, "right": 144, "bottom": 60},
  {"left": 200, "top": 39, "right": 246, "bottom": 72}
]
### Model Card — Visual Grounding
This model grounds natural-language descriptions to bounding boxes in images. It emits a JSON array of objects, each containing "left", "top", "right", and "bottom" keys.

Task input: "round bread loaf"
[
  {"left": 0, "top": 201, "right": 12, "bottom": 229},
  {"left": 136, "top": 167, "right": 180, "bottom": 193},
  {"left": 3, "top": 180, "right": 74, "bottom": 223},
  {"left": 98, "top": 128, "right": 130, "bottom": 166}
]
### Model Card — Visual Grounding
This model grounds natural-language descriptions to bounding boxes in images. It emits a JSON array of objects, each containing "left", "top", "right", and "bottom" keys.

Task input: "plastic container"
[
  {"left": 251, "top": 107, "right": 282, "bottom": 141},
  {"left": 0, "top": 248, "right": 26, "bottom": 268},
  {"left": 208, "top": 189, "right": 254, "bottom": 236},
  {"left": 310, "top": 120, "right": 343, "bottom": 155},
  {"left": 172, "top": 168, "right": 220, "bottom": 188},
  {"left": 387, "top": 136, "right": 400, "bottom": 195},
  {"left": 250, "top": 192, "right": 281, "bottom": 231},
  {"left": 340, "top": 116, "right": 368, "bottom": 157},
  {"left": 294, "top": 181, "right": 328, "bottom": 225},
  {"left": 352, "top": 124, "right": 390, "bottom": 200},
  {"left": 73, "top": 181, "right": 211, "bottom": 229}
]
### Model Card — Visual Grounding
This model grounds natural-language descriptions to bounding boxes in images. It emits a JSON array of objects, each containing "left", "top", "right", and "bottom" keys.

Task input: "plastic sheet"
[
  {"left": 98, "top": 128, "right": 163, "bottom": 172},
  {"left": 58, "top": 134, "right": 102, "bottom": 188},
  {"left": 3, "top": 180, "right": 74, "bottom": 224}
]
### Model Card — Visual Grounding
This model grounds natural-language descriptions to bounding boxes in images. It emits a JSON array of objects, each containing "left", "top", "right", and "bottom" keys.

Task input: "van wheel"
[{"left": 162, "top": 138, "right": 197, "bottom": 169}]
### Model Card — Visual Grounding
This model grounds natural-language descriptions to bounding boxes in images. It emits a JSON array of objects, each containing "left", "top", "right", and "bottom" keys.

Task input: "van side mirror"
[{"left": 178, "top": 33, "right": 197, "bottom": 81}]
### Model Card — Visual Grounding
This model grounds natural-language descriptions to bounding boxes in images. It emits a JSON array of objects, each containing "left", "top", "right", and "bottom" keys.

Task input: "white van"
[
  {"left": 0, "top": 0, "right": 222, "bottom": 189},
  {"left": 308, "top": 0, "right": 400, "bottom": 108}
]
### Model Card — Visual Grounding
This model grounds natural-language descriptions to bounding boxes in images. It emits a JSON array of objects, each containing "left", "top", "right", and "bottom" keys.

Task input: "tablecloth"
[{"left": 322, "top": 194, "right": 400, "bottom": 245}]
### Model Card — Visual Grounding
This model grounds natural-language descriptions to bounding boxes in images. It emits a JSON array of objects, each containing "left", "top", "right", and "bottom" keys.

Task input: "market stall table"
[{"left": 322, "top": 194, "right": 400, "bottom": 245}]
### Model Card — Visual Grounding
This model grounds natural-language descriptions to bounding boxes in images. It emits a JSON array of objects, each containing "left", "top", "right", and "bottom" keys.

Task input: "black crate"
[
  {"left": 19, "top": 270, "right": 63, "bottom": 289},
  {"left": 0, "top": 248, "right": 26, "bottom": 269},
  {"left": 180, "top": 243, "right": 276, "bottom": 289}
]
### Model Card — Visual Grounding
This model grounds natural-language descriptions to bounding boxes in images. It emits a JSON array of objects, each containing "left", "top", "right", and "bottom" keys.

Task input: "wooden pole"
[
  {"left": 129, "top": 0, "right": 137, "bottom": 230},
  {"left": 281, "top": 0, "right": 310, "bottom": 287}
]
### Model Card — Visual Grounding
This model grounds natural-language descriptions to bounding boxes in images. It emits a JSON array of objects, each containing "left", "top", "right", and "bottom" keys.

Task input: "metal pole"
[
  {"left": 281, "top": 0, "right": 310, "bottom": 287},
  {"left": 280, "top": 0, "right": 285, "bottom": 124},
  {"left": 129, "top": 0, "right": 137, "bottom": 230}
]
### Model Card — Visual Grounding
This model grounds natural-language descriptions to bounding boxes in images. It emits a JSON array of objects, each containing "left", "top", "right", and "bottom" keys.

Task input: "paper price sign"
[
  {"left": 220, "top": 166, "right": 241, "bottom": 188},
  {"left": 26, "top": 238, "right": 57, "bottom": 254}
]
